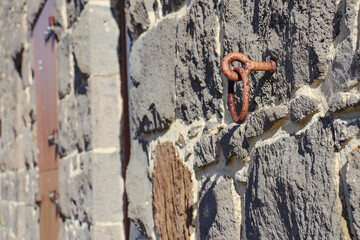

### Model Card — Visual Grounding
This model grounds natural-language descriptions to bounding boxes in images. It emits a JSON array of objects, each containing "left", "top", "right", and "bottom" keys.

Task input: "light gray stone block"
[{"left": 125, "top": 140, "right": 154, "bottom": 237}]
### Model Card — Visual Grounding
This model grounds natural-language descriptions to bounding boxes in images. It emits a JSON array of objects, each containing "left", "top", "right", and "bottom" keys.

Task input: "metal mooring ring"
[
  {"left": 221, "top": 52, "right": 276, "bottom": 123},
  {"left": 228, "top": 67, "right": 250, "bottom": 124}
]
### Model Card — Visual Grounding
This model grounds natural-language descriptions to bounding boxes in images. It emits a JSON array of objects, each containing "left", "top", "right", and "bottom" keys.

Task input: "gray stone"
[
  {"left": 188, "top": 125, "right": 202, "bottom": 138},
  {"left": 327, "top": 37, "right": 359, "bottom": 91},
  {"left": 344, "top": 149, "right": 360, "bottom": 239},
  {"left": 92, "top": 151, "right": 124, "bottom": 223},
  {"left": 245, "top": 106, "right": 288, "bottom": 138},
  {"left": 160, "top": 0, "right": 184, "bottom": 15},
  {"left": 126, "top": 140, "right": 154, "bottom": 238},
  {"left": 194, "top": 134, "right": 218, "bottom": 168},
  {"left": 199, "top": 176, "right": 241, "bottom": 239},
  {"left": 329, "top": 92, "right": 360, "bottom": 113},
  {"left": 58, "top": 153, "right": 92, "bottom": 222},
  {"left": 220, "top": 124, "right": 249, "bottom": 163},
  {"left": 58, "top": 94, "right": 85, "bottom": 156},
  {"left": 26, "top": 0, "right": 46, "bottom": 27},
  {"left": 72, "top": 4, "right": 120, "bottom": 76},
  {"left": 57, "top": 34, "right": 73, "bottom": 99},
  {"left": 222, "top": 0, "right": 337, "bottom": 108},
  {"left": 66, "top": 0, "right": 88, "bottom": 27},
  {"left": 125, "top": 0, "right": 156, "bottom": 41},
  {"left": 333, "top": 118, "right": 360, "bottom": 148},
  {"left": 235, "top": 164, "right": 249, "bottom": 184},
  {"left": 88, "top": 76, "right": 120, "bottom": 149},
  {"left": 92, "top": 224, "right": 125, "bottom": 240},
  {"left": 245, "top": 119, "right": 341, "bottom": 239},
  {"left": 289, "top": 94, "right": 320, "bottom": 123},
  {"left": 129, "top": 17, "right": 176, "bottom": 137},
  {"left": 59, "top": 219, "right": 91, "bottom": 240},
  {"left": 176, "top": 0, "right": 223, "bottom": 122}
]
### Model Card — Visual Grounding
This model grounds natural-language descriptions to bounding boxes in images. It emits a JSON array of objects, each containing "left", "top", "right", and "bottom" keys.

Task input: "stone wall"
[
  {"left": 0, "top": 0, "right": 126, "bottom": 239},
  {"left": 55, "top": 0, "right": 125, "bottom": 239},
  {"left": 126, "top": 0, "right": 360, "bottom": 239}
]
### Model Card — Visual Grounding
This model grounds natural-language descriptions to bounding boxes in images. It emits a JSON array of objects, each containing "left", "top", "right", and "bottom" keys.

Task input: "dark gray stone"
[
  {"left": 129, "top": 17, "right": 176, "bottom": 137},
  {"left": 125, "top": 0, "right": 157, "bottom": 41},
  {"left": 194, "top": 134, "right": 218, "bottom": 168},
  {"left": 245, "top": 106, "right": 288, "bottom": 138},
  {"left": 160, "top": 0, "right": 184, "bottom": 15},
  {"left": 222, "top": 0, "right": 337, "bottom": 108},
  {"left": 220, "top": 124, "right": 249, "bottom": 163},
  {"left": 344, "top": 149, "right": 360, "bottom": 239},
  {"left": 329, "top": 92, "right": 360, "bottom": 113},
  {"left": 245, "top": 119, "right": 341, "bottom": 239},
  {"left": 175, "top": 0, "right": 223, "bottom": 123},
  {"left": 199, "top": 176, "right": 241, "bottom": 239},
  {"left": 57, "top": 34, "right": 73, "bottom": 99},
  {"left": 290, "top": 94, "right": 320, "bottom": 123},
  {"left": 333, "top": 118, "right": 360, "bottom": 148},
  {"left": 66, "top": 0, "right": 88, "bottom": 27}
]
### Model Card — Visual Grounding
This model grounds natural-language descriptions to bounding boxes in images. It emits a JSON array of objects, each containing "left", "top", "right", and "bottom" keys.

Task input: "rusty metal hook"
[{"left": 221, "top": 52, "right": 276, "bottom": 124}]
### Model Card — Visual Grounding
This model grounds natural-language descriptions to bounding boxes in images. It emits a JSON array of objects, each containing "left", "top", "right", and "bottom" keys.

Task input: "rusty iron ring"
[
  {"left": 221, "top": 52, "right": 276, "bottom": 81},
  {"left": 222, "top": 52, "right": 276, "bottom": 123},
  {"left": 228, "top": 67, "right": 250, "bottom": 124}
]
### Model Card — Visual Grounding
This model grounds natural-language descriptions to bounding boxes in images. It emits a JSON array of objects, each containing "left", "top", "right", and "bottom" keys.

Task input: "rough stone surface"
[
  {"left": 66, "top": 0, "right": 88, "bottom": 27},
  {"left": 160, "top": 0, "right": 185, "bottom": 15},
  {"left": 245, "top": 119, "right": 341, "bottom": 239},
  {"left": 220, "top": 124, "right": 249, "bottom": 162},
  {"left": 129, "top": 17, "right": 176, "bottom": 136},
  {"left": 199, "top": 176, "right": 241, "bottom": 239},
  {"left": 344, "top": 148, "right": 360, "bottom": 239},
  {"left": 194, "top": 134, "right": 218, "bottom": 168},
  {"left": 126, "top": 140, "right": 154, "bottom": 238},
  {"left": 333, "top": 118, "right": 360, "bottom": 148},
  {"left": 58, "top": 94, "right": 90, "bottom": 156},
  {"left": 125, "top": 0, "right": 156, "bottom": 41},
  {"left": 245, "top": 106, "right": 288, "bottom": 138},
  {"left": 57, "top": 33, "right": 73, "bottom": 99},
  {"left": 329, "top": 91, "right": 360, "bottom": 113},
  {"left": 58, "top": 153, "right": 92, "bottom": 222},
  {"left": 152, "top": 142, "right": 192, "bottom": 240},
  {"left": 289, "top": 94, "right": 320, "bottom": 123},
  {"left": 175, "top": 0, "right": 223, "bottom": 122}
]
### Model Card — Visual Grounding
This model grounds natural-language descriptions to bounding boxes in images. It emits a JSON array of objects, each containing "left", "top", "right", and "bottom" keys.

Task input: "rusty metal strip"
[{"left": 33, "top": 0, "right": 60, "bottom": 239}]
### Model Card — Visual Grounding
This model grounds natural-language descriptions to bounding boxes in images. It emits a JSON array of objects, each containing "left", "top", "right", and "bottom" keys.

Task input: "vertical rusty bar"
[
  {"left": 33, "top": 0, "right": 60, "bottom": 239},
  {"left": 118, "top": 1, "right": 131, "bottom": 239}
]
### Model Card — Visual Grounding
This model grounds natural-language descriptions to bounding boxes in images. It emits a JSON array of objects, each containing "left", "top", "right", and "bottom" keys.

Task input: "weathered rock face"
[
  {"left": 199, "top": 176, "right": 241, "bottom": 239},
  {"left": 343, "top": 148, "right": 360, "bottom": 239},
  {"left": 289, "top": 94, "right": 320, "bottom": 123},
  {"left": 129, "top": 17, "right": 176, "bottom": 137},
  {"left": 176, "top": 0, "right": 223, "bottom": 123},
  {"left": 126, "top": 0, "right": 360, "bottom": 239},
  {"left": 245, "top": 119, "right": 342, "bottom": 239}
]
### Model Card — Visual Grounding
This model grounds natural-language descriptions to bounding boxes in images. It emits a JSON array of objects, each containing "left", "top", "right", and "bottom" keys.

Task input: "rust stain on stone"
[{"left": 152, "top": 142, "right": 192, "bottom": 240}]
